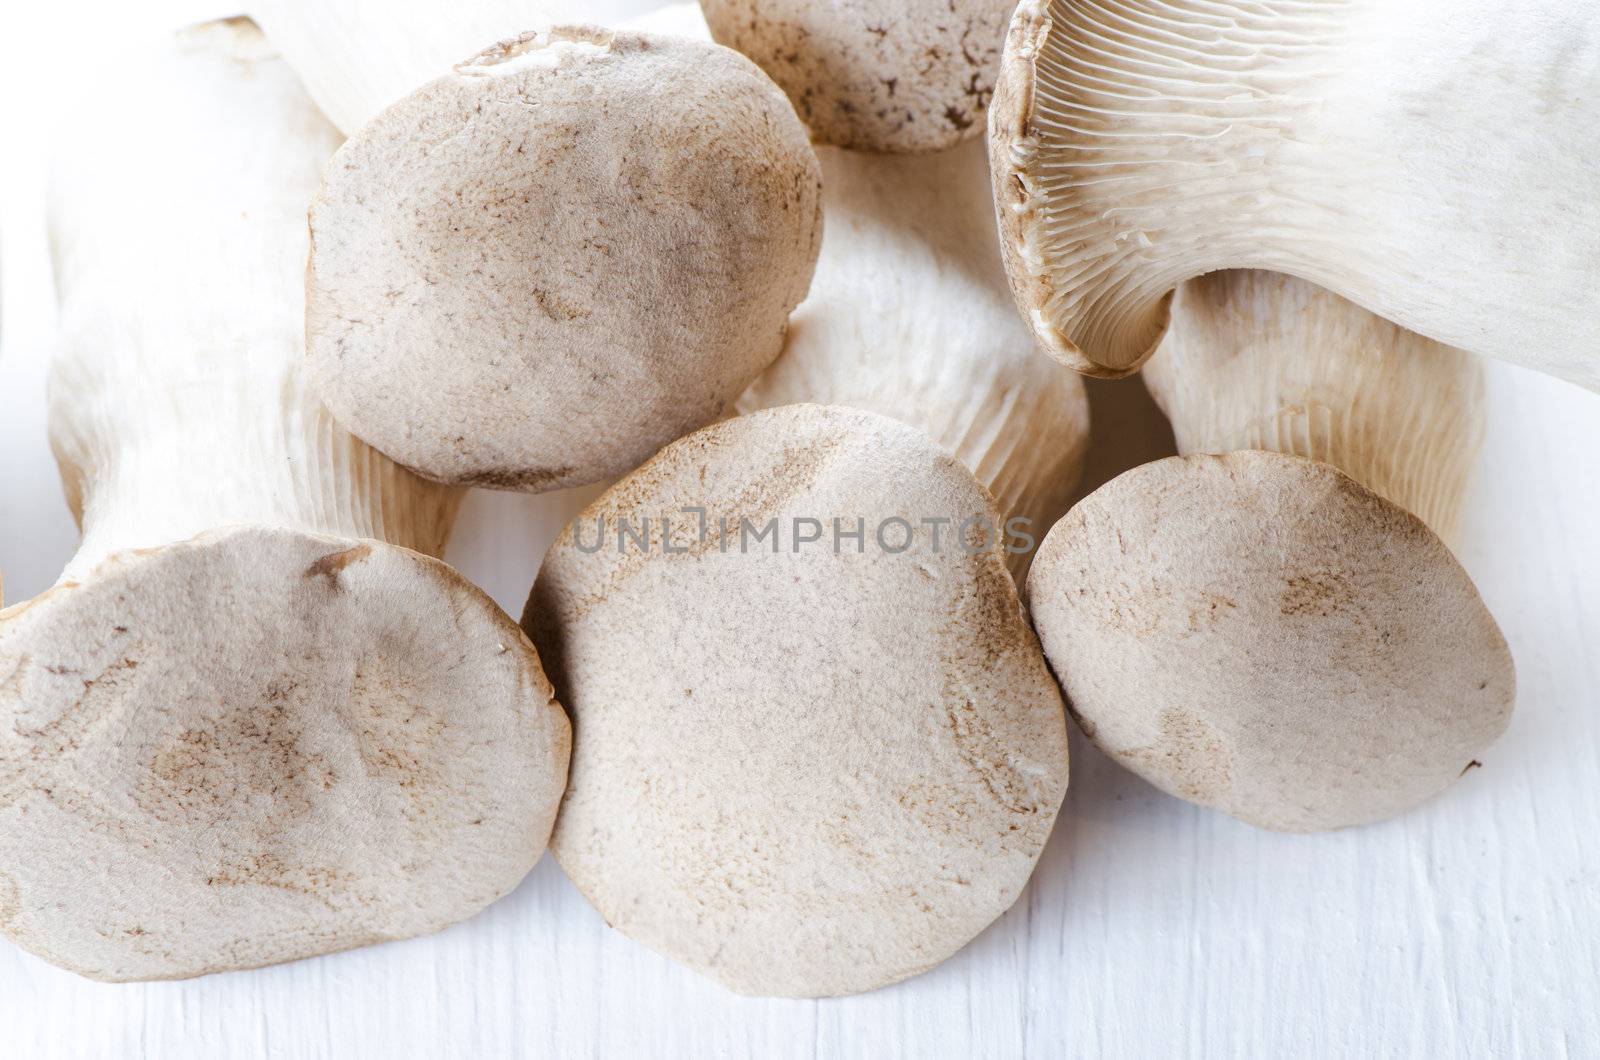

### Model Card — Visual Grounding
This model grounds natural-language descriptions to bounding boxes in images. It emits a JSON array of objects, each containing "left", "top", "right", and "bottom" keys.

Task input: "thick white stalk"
[
  {"left": 1142, "top": 271, "right": 1485, "bottom": 542},
  {"left": 739, "top": 138, "right": 1090, "bottom": 580},
  {"left": 250, "top": 0, "right": 667, "bottom": 134},
  {"left": 991, "top": 0, "right": 1600, "bottom": 390},
  {"left": 48, "top": 22, "right": 457, "bottom": 582}
]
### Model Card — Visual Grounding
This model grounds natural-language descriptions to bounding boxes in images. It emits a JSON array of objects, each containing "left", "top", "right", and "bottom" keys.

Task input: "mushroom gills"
[{"left": 989, "top": 0, "right": 1600, "bottom": 390}]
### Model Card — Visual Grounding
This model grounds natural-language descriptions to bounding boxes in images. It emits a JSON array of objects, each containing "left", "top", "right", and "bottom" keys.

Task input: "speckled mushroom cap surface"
[
  {"left": 1028, "top": 451, "right": 1514, "bottom": 833},
  {"left": 527, "top": 404, "right": 1069, "bottom": 996},
  {"left": 307, "top": 26, "right": 822, "bottom": 492},
  {"left": 0, "top": 526, "right": 570, "bottom": 981},
  {"left": 700, "top": 0, "right": 1015, "bottom": 152}
]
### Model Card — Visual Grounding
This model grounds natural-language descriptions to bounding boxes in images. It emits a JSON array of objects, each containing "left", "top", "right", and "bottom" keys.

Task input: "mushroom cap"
[
  {"left": 306, "top": 26, "right": 822, "bottom": 493},
  {"left": 700, "top": 0, "right": 1015, "bottom": 153},
  {"left": 986, "top": 0, "right": 1177, "bottom": 377},
  {"left": 1027, "top": 451, "right": 1514, "bottom": 832},
  {"left": 0, "top": 526, "right": 570, "bottom": 981},
  {"left": 527, "top": 404, "right": 1069, "bottom": 996},
  {"left": 988, "top": 0, "right": 1600, "bottom": 388}
]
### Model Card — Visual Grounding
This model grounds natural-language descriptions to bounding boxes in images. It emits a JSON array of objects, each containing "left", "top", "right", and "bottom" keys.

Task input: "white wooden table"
[{"left": 3, "top": 4, "right": 1598, "bottom": 1056}]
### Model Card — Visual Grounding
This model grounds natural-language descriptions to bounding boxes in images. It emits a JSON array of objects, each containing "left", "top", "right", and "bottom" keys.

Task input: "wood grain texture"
[{"left": 1, "top": 4, "right": 1597, "bottom": 1056}]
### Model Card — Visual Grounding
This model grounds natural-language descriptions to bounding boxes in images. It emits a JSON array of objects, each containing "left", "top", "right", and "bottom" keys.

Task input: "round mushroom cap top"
[
  {"left": 0, "top": 526, "right": 569, "bottom": 981},
  {"left": 700, "top": 0, "right": 1015, "bottom": 152},
  {"left": 306, "top": 26, "right": 822, "bottom": 493},
  {"left": 527, "top": 404, "right": 1069, "bottom": 997},
  {"left": 1028, "top": 451, "right": 1514, "bottom": 833}
]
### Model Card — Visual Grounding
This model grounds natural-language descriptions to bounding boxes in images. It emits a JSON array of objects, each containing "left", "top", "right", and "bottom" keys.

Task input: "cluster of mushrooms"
[{"left": 0, "top": 0, "right": 1592, "bottom": 996}]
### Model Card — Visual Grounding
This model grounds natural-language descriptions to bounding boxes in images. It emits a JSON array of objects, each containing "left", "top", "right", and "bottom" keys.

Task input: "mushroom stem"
[
  {"left": 50, "top": 373, "right": 458, "bottom": 585},
  {"left": 250, "top": 0, "right": 551, "bottom": 133},
  {"left": 1141, "top": 271, "right": 1485, "bottom": 542},
  {"left": 48, "top": 22, "right": 458, "bottom": 584},
  {"left": 737, "top": 138, "right": 1090, "bottom": 581},
  {"left": 250, "top": 0, "right": 670, "bottom": 134},
  {"left": 990, "top": 0, "right": 1600, "bottom": 389}
]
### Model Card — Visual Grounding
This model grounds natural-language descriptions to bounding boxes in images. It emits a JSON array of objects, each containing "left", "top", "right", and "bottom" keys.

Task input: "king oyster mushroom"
[
  {"left": 0, "top": 19, "right": 569, "bottom": 981},
  {"left": 1027, "top": 271, "right": 1514, "bottom": 832}
]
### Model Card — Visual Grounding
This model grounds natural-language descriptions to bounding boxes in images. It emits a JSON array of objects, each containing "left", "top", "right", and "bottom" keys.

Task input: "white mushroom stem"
[
  {"left": 250, "top": 0, "right": 671, "bottom": 134},
  {"left": 50, "top": 368, "right": 456, "bottom": 584},
  {"left": 1141, "top": 271, "right": 1485, "bottom": 542},
  {"left": 48, "top": 21, "right": 458, "bottom": 584},
  {"left": 990, "top": 0, "right": 1600, "bottom": 389},
  {"left": 738, "top": 138, "right": 1089, "bottom": 579}
]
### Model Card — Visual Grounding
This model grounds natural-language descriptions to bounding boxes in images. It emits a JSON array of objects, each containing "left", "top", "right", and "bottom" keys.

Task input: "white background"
[{"left": 3, "top": 3, "right": 1598, "bottom": 1057}]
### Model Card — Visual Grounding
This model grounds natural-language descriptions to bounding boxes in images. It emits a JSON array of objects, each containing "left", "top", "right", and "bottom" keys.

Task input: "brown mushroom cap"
[
  {"left": 527, "top": 404, "right": 1069, "bottom": 996},
  {"left": 306, "top": 26, "right": 822, "bottom": 492},
  {"left": 0, "top": 526, "right": 570, "bottom": 981},
  {"left": 700, "top": 0, "right": 1015, "bottom": 152},
  {"left": 1027, "top": 451, "right": 1513, "bottom": 832}
]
